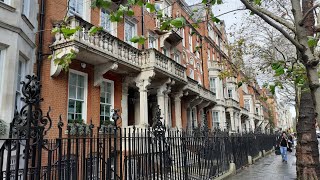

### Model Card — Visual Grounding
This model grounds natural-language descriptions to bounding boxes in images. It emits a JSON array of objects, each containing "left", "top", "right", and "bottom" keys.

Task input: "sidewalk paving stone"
[{"left": 226, "top": 150, "right": 296, "bottom": 180}]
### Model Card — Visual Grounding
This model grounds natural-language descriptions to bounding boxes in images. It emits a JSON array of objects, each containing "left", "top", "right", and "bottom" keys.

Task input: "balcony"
[
  {"left": 142, "top": 49, "right": 187, "bottom": 83},
  {"left": 50, "top": 16, "right": 187, "bottom": 83},
  {"left": 207, "top": 61, "right": 222, "bottom": 71},
  {"left": 185, "top": 77, "right": 216, "bottom": 102},
  {"left": 226, "top": 77, "right": 237, "bottom": 84},
  {"left": 225, "top": 98, "right": 240, "bottom": 110}
]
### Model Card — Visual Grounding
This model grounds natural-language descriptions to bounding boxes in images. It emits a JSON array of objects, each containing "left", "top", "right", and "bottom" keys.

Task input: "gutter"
[{"left": 36, "top": 0, "right": 45, "bottom": 80}]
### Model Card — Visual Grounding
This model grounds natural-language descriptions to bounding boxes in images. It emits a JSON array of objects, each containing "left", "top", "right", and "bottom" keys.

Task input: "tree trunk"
[{"left": 296, "top": 89, "right": 320, "bottom": 179}]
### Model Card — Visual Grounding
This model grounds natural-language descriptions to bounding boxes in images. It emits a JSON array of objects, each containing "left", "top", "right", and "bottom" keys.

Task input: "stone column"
[
  {"left": 164, "top": 86, "right": 172, "bottom": 127},
  {"left": 135, "top": 71, "right": 155, "bottom": 127},
  {"left": 157, "top": 85, "right": 167, "bottom": 123},
  {"left": 121, "top": 84, "right": 129, "bottom": 127},
  {"left": 187, "top": 108, "right": 192, "bottom": 131},
  {"left": 230, "top": 110, "right": 235, "bottom": 132},
  {"left": 174, "top": 91, "right": 183, "bottom": 129},
  {"left": 245, "top": 119, "right": 250, "bottom": 132},
  {"left": 250, "top": 118, "right": 255, "bottom": 132},
  {"left": 136, "top": 79, "right": 150, "bottom": 127}
]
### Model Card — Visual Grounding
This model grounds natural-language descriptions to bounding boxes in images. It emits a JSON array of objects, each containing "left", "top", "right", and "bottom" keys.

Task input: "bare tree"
[{"left": 239, "top": 0, "right": 320, "bottom": 178}]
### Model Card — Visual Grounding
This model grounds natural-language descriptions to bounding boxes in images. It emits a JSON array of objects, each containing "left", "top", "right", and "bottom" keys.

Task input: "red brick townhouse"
[{"left": 36, "top": 0, "right": 223, "bottom": 136}]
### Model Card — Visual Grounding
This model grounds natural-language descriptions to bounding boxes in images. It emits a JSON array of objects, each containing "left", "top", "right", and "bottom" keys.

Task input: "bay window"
[{"left": 15, "top": 58, "right": 26, "bottom": 111}]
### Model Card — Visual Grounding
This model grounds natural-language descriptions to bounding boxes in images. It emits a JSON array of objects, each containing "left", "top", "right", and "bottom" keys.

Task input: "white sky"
[{"left": 185, "top": 0, "right": 296, "bottom": 118}]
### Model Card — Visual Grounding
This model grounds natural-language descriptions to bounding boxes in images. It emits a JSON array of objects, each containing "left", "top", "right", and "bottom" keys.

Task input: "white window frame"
[
  {"left": 174, "top": 50, "right": 180, "bottom": 63},
  {"left": 68, "top": 69, "right": 88, "bottom": 124},
  {"left": 100, "top": 9, "right": 113, "bottom": 33},
  {"left": 227, "top": 88, "right": 232, "bottom": 98},
  {"left": 148, "top": 32, "right": 158, "bottom": 49},
  {"left": 189, "top": 69, "right": 194, "bottom": 79},
  {"left": 0, "top": 0, "right": 10, "bottom": 5},
  {"left": 189, "top": 32, "right": 193, "bottom": 52},
  {"left": 244, "top": 99, "right": 250, "bottom": 111},
  {"left": 100, "top": 79, "right": 114, "bottom": 124},
  {"left": 210, "top": 77, "right": 216, "bottom": 94},
  {"left": 162, "top": 47, "right": 170, "bottom": 57},
  {"left": 191, "top": 107, "right": 197, "bottom": 128},
  {"left": 182, "top": 28, "right": 185, "bottom": 47},
  {"left": 0, "top": 49, "right": 4, "bottom": 97},
  {"left": 124, "top": 19, "right": 137, "bottom": 47},
  {"left": 69, "top": 0, "right": 85, "bottom": 18},
  {"left": 22, "top": 0, "right": 30, "bottom": 18},
  {"left": 212, "top": 111, "right": 219, "bottom": 128},
  {"left": 15, "top": 56, "right": 27, "bottom": 111}
]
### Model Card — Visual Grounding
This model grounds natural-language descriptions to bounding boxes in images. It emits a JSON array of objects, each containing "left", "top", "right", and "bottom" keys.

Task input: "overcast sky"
[{"left": 185, "top": 0, "right": 296, "bottom": 118}]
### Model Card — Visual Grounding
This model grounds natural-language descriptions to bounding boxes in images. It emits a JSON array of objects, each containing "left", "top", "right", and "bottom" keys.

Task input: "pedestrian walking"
[{"left": 279, "top": 131, "right": 289, "bottom": 163}]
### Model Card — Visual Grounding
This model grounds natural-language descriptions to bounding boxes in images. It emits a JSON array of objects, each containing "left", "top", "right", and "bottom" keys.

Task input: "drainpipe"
[
  {"left": 37, "top": 0, "right": 45, "bottom": 81},
  {"left": 141, "top": 6, "right": 145, "bottom": 50}
]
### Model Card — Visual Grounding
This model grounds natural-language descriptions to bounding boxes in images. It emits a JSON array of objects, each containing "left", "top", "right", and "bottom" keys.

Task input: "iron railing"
[{"left": 0, "top": 76, "right": 276, "bottom": 180}]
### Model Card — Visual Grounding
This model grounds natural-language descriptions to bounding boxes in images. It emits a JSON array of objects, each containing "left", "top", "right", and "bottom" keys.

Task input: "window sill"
[
  {"left": 0, "top": 2, "right": 15, "bottom": 12},
  {"left": 21, "top": 14, "right": 34, "bottom": 30}
]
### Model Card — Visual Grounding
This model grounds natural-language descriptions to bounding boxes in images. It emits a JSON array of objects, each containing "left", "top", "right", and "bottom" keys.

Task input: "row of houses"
[{"left": 0, "top": 0, "right": 291, "bottom": 137}]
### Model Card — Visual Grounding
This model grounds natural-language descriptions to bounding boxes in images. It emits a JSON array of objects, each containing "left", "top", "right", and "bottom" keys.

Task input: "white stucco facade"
[{"left": 0, "top": 0, "right": 38, "bottom": 126}]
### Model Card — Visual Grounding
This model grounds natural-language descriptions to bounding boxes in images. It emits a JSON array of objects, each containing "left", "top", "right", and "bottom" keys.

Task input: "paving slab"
[{"left": 226, "top": 150, "right": 296, "bottom": 180}]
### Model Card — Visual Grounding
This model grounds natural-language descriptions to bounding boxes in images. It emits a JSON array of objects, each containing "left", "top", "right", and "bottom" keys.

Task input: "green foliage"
[
  {"left": 60, "top": 26, "right": 81, "bottom": 38},
  {"left": 210, "top": 13, "right": 221, "bottom": 23},
  {"left": 146, "top": 3, "right": 156, "bottom": 13},
  {"left": 307, "top": 36, "right": 318, "bottom": 48},
  {"left": 171, "top": 17, "right": 186, "bottom": 28},
  {"left": 53, "top": 49, "right": 77, "bottom": 71},
  {"left": 91, "top": 0, "right": 112, "bottom": 9},
  {"left": 130, "top": 36, "right": 147, "bottom": 44},
  {"left": 88, "top": 26, "right": 103, "bottom": 35}
]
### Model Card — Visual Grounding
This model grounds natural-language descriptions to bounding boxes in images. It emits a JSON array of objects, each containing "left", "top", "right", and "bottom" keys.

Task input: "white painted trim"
[
  {"left": 68, "top": 69, "right": 88, "bottom": 123},
  {"left": 0, "top": 48, "right": 5, "bottom": 112},
  {"left": 124, "top": 18, "right": 138, "bottom": 48},
  {"left": 99, "top": 9, "right": 117, "bottom": 36},
  {"left": 101, "top": 79, "right": 115, "bottom": 121}
]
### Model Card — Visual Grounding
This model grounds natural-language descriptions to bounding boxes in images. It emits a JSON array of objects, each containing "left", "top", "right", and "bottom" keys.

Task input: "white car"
[{"left": 317, "top": 130, "right": 320, "bottom": 138}]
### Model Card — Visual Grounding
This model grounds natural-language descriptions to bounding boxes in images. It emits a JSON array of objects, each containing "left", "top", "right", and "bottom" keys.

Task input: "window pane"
[
  {"left": 106, "top": 93, "right": 111, "bottom": 104},
  {"left": 76, "top": 101, "right": 82, "bottom": 113},
  {"left": 69, "top": 85, "right": 76, "bottom": 99},
  {"left": 100, "top": 104, "right": 105, "bottom": 115},
  {"left": 106, "top": 82, "right": 111, "bottom": 92},
  {"left": 69, "top": 73, "right": 77, "bottom": 85},
  {"left": 68, "top": 100, "right": 75, "bottom": 113},
  {"left": 68, "top": 113, "right": 75, "bottom": 121},
  {"left": 101, "top": 9, "right": 111, "bottom": 32},
  {"left": 75, "top": 114, "right": 82, "bottom": 121},
  {"left": 100, "top": 95, "right": 106, "bottom": 104},
  {"left": 77, "top": 87, "right": 84, "bottom": 100},
  {"left": 78, "top": 75, "right": 84, "bottom": 87},
  {"left": 105, "top": 105, "right": 110, "bottom": 116}
]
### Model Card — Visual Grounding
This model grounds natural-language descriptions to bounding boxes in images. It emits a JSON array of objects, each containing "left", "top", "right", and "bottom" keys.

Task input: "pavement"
[{"left": 226, "top": 150, "right": 297, "bottom": 180}]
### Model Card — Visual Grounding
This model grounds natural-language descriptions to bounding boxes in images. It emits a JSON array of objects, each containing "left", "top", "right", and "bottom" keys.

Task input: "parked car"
[{"left": 316, "top": 130, "right": 320, "bottom": 138}]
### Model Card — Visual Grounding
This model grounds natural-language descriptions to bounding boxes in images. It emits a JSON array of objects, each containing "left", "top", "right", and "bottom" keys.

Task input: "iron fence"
[{"left": 0, "top": 76, "right": 276, "bottom": 180}]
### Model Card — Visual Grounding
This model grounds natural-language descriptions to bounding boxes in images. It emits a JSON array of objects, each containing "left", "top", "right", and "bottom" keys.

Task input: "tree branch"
[
  {"left": 240, "top": 0, "right": 304, "bottom": 52},
  {"left": 250, "top": 3, "right": 296, "bottom": 32},
  {"left": 216, "top": 8, "right": 246, "bottom": 17},
  {"left": 299, "top": 4, "right": 320, "bottom": 26}
]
